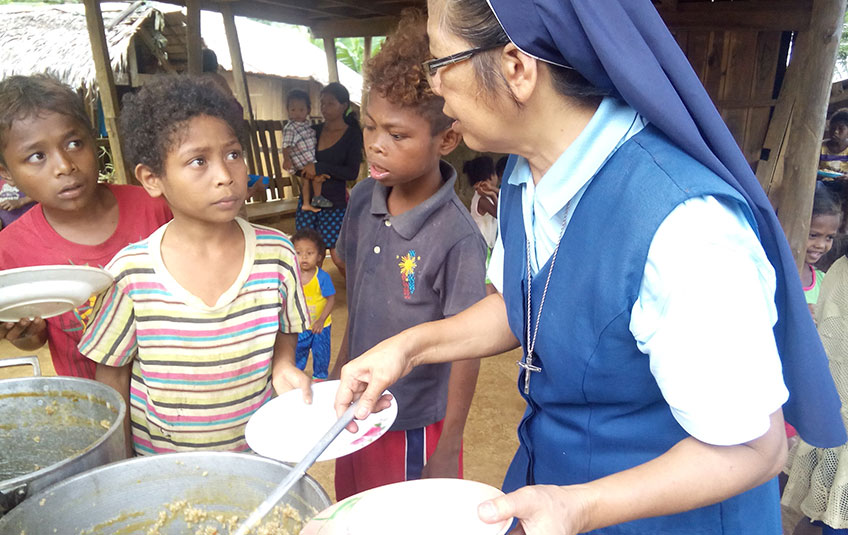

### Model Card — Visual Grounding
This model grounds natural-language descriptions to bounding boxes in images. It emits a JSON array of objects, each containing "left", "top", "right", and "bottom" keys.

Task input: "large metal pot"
[
  {"left": 0, "top": 356, "right": 126, "bottom": 514},
  {"left": 0, "top": 452, "right": 332, "bottom": 534}
]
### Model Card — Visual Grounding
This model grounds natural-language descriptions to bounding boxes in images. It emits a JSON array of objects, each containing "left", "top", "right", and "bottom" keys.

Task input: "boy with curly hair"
[
  {"left": 79, "top": 75, "right": 311, "bottom": 455},
  {"left": 0, "top": 74, "right": 171, "bottom": 379},
  {"left": 331, "top": 10, "right": 487, "bottom": 499}
]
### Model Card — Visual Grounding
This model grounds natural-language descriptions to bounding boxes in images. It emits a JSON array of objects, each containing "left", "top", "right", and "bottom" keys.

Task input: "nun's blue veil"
[{"left": 486, "top": 0, "right": 846, "bottom": 447}]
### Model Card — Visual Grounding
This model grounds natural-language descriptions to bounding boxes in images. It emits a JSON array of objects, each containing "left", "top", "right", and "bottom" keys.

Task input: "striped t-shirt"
[{"left": 79, "top": 218, "right": 309, "bottom": 455}]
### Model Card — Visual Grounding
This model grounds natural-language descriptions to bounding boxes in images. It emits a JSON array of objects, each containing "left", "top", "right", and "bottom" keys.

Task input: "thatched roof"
[{"left": 0, "top": 2, "right": 164, "bottom": 94}]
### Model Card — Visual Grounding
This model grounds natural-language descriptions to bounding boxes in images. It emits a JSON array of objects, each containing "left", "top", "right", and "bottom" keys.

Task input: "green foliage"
[
  {"left": 97, "top": 144, "right": 115, "bottom": 184},
  {"left": 839, "top": 11, "right": 848, "bottom": 68},
  {"left": 309, "top": 37, "right": 385, "bottom": 74}
]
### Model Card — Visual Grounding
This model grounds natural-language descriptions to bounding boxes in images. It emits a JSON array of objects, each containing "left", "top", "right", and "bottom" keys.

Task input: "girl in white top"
[{"left": 463, "top": 156, "right": 498, "bottom": 249}]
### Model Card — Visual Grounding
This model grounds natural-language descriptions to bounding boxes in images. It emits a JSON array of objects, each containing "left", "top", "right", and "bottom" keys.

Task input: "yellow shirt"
[{"left": 302, "top": 268, "right": 334, "bottom": 327}]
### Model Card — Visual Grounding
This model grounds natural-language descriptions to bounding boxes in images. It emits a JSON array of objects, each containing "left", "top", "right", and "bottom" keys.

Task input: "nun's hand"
[
  {"left": 477, "top": 484, "right": 591, "bottom": 535},
  {"left": 334, "top": 334, "right": 416, "bottom": 431}
]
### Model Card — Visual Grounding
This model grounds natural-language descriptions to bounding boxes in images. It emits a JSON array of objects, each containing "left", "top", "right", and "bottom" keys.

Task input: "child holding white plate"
[
  {"left": 0, "top": 74, "right": 172, "bottom": 379},
  {"left": 79, "top": 75, "right": 311, "bottom": 455},
  {"left": 330, "top": 10, "right": 487, "bottom": 500}
]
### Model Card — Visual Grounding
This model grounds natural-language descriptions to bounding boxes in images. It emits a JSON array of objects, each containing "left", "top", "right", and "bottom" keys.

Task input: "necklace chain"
[{"left": 521, "top": 200, "right": 571, "bottom": 394}]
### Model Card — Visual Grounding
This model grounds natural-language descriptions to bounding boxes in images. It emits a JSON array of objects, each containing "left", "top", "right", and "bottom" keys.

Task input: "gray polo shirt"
[{"left": 337, "top": 161, "right": 488, "bottom": 430}]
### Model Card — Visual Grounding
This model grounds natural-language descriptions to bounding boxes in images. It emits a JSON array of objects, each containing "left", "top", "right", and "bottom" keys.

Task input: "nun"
[{"left": 335, "top": 1, "right": 846, "bottom": 533}]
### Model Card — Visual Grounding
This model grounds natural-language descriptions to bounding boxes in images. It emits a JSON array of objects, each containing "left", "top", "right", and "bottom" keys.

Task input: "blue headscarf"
[{"left": 487, "top": 0, "right": 845, "bottom": 447}]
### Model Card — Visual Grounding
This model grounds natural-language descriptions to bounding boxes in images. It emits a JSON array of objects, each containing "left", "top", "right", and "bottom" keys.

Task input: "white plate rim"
[
  {"left": 245, "top": 380, "right": 398, "bottom": 463},
  {"left": 0, "top": 265, "right": 113, "bottom": 322},
  {"left": 303, "top": 478, "right": 511, "bottom": 535}
]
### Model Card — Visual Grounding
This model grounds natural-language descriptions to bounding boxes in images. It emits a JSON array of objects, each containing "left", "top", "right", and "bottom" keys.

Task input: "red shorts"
[{"left": 334, "top": 419, "right": 463, "bottom": 500}]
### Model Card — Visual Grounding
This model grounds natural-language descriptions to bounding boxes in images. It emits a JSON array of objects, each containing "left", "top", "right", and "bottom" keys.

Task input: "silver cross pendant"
[{"left": 517, "top": 351, "right": 542, "bottom": 394}]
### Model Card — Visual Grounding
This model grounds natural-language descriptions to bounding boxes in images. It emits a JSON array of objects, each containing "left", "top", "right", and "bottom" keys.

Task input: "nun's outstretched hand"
[
  {"left": 477, "top": 485, "right": 590, "bottom": 535},
  {"left": 334, "top": 333, "right": 415, "bottom": 432}
]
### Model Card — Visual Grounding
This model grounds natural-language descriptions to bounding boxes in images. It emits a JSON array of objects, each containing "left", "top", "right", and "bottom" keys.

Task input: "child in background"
[
  {"left": 804, "top": 181, "right": 842, "bottom": 321},
  {"left": 292, "top": 228, "right": 335, "bottom": 381},
  {"left": 79, "top": 76, "right": 311, "bottom": 455},
  {"left": 331, "top": 10, "right": 487, "bottom": 500},
  {"left": 0, "top": 74, "right": 171, "bottom": 378},
  {"left": 782, "top": 252, "right": 848, "bottom": 535},
  {"left": 0, "top": 177, "right": 34, "bottom": 230},
  {"left": 283, "top": 90, "right": 331, "bottom": 211},
  {"left": 463, "top": 156, "right": 498, "bottom": 250},
  {"left": 821, "top": 108, "right": 848, "bottom": 176}
]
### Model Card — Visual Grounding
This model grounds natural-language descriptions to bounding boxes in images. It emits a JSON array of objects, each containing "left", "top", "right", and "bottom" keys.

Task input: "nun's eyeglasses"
[{"left": 422, "top": 44, "right": 503, "bottom": 87}]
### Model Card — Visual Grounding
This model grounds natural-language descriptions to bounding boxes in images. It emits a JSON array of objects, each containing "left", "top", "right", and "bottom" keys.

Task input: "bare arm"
[
  {"left": 95, "top": 362, "right": 133, "bottom": 457},
  {"left": 282, "top": 147, "right": 294, "bottom": 172},
  {"left": 271, "top": 332, "right": 312, "bottom": 403},
  {"left": 312, "top": 293, "right": 335, "bottom": 333},
  {"left": 476, "top": 195, "right": 498, "bottom": 218},
  {"left": 329, "top": 319, "right": 350, "bottom": 380},
  {"left": 422, "top": 357, "right": 480, "bottom": 478},
  {"left": 479, "top": 410, "right": 788, "bottom": 534},
  {"left": 336, "top": 292, "right": 519, "bottom": 420}
]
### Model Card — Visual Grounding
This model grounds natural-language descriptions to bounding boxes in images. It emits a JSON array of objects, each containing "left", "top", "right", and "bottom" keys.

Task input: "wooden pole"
[
  {"left": 220, "top": 4, "right": 254, "bottom": 121},
  {"left": 185, "top": 0, "right": 202, "bottom": 75},
  {"left": 769, "top": 0, "right": 846, "bottom": 271},
  {"left": 83, "top": 0, "right": 129, "bottom": 185},
  {"left": 362, "top": 36, "right": 372, "bottom": 114},
  {"left": 324, "top": 37, "right": 339, "bottom": 83}
]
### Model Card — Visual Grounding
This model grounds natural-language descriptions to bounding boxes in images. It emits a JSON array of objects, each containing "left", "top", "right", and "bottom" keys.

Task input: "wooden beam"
[
  {"left": 311, "top": 16, "right": 396, "bottom": 39},
  {"left": 306, "top": 0, "right": 399, "bottom": 18},
  {"left": 83, "top": 0, "right": 129, "bottom": 185},
  {"left": 767, "top": 0, "right": 846, "bottom": 271},
  {"left": 362, "top": 36, "right": 372, "bottom": 114},
  {"left": 220, "top": 4, "right": 254, "bottom": 121},
  {"left": 324, "top": 37, "right": 339, "bottom": 83},
  {"left": 185, "top": 0, "right": 202, "bottom": 75},
  {"left": 657, "top": 0, "right": 812, "bottom": 32}
]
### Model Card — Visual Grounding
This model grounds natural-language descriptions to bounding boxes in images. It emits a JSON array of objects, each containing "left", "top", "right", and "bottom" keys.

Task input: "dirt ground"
[{"left": 0, "top": 227, "right": 527, "bottom": 502}]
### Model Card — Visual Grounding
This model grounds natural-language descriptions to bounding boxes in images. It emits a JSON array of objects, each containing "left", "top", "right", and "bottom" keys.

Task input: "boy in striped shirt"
[{"left": 79, "top": 76, "right": 311, "bottom": 455}]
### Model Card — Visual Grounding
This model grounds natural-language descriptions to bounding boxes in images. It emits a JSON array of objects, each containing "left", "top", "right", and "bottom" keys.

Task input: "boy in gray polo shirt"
[{"left": 331, "top": 11, "right": 487, "bottom": 500}]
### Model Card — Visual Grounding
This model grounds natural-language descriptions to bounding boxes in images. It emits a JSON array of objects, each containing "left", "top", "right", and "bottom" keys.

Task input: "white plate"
[
  {"left": 302, "top": 478, "right": 511, "bottom": 535},
  {"left": 0, "top": 265, "right": 113, "bottom": 322},
  {"left": 245, "top": 380, "right": 397, "bottom": 463}
]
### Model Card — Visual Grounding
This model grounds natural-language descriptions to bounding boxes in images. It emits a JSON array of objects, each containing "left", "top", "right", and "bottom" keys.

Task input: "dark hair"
[
  {"left": 830, "top": 108, "right": 848, "bottom": 129},
  {"left": 441, "top": 0, "right": 606, "bottom": 103},
  {"left": 495, "top": 155, "right": 508, "bottom": 179},
  {"left": 365, "top": 9, "right": 453, "bottom": 134},
  {"left": 321, "top": 82, "right": 359, "bottom": 127},
  {"left": 292, "top": 228, "right": 325, "bottom": 252},
  {"left": 119, "top": 75, "right": 247, "bottom": 175},
  {"left": 202, "top": 49, "right": 219, "bottom": 73},
  {"left": 0, "top": 74, "right": 93, "bottom": 165},
  {"left": 286, "top": 89, "right": 311, "bottom": 113},
  {"left": 463, "top": 156, "right": 495, "bottom": 186},
  {"left": 813, "top": 180, "right": 842, "bottom": 219}
]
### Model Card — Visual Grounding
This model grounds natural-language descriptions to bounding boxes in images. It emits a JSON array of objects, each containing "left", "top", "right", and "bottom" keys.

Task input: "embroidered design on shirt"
[
  {"left": 398, "top": 250, "right": 419, "bottom": 299},
  {"left": 72, "top": 295, "right": 98, "bottom": 331}
]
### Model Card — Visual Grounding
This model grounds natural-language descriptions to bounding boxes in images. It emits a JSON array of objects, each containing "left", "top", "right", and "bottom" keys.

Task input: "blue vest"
[{"left": 500, "top": 126, "right": 779, "bottom": 534}]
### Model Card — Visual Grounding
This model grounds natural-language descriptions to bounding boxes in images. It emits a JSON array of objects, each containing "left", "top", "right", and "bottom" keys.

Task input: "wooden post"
[
  {"left": 186, "top": 0, "right": 202, "bottom": 75},
  {"left": 764, "top": 0, "right": 846, "bottom": 271},
  {"left": 220, "top": 4, "right": 254, "bottom": 121},
  {"left": 324, "top": 37, "right": 339, "bottom": 83},
  {"left": 362, "top": 36, "right": 372, "bottom": 114},
  {"left": 83, "top": 0, "right": 129, "bottom": 184}
]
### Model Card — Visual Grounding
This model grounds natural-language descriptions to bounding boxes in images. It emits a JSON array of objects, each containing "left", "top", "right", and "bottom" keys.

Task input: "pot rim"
[{"left": 0, "top": 376, "right": 127, "bottom": 492}]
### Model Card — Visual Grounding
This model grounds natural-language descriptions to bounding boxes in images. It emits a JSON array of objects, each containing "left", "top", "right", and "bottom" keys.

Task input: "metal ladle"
[{"left": 232, "top": 402, "right": 358, "bottom": 535}]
